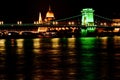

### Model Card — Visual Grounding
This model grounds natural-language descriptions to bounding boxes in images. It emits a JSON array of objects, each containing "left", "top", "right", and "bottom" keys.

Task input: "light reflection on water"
[
  {"left": 0, "top": 37, "right": 120, "bottom": 80},
  {"left": 78, "top": 37, "right": 97, "bottom": 80}
]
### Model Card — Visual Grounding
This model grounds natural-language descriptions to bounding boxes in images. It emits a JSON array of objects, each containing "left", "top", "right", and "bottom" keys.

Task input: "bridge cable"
[
  {"left": 53, "top": 14, "right": 82, "bottom": 22},
  {"left": 94, "top": 14, "right": 113, "bottom": 21}
]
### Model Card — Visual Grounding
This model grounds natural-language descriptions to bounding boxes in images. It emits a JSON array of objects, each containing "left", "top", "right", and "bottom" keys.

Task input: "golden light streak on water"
[
  {"left": 33, "top": 38, "right": 41, "bottom": 54},
  {"left": 99, "top": 37, "right": 108, "bottom": 49},
  {"left": 16, "top": 39, "right": 24, "bottom": 48},
  {"left": 33, "top": 38, "right": 41, "bottom": 48},
  {"left": 16, "top": 39, "right": 24, "bottom": 54},
  {"left": 16, "top": 74, "right": 24, "bottom": 80},
  {"left": 66, "top": 58, "right": 77, "bottom": 64},
  {"left": 33, "top": 75, "right": 42, "bottom": 80},
  {"left": 67, "top": 68, "right": 76, "bottom": 75},
  {"left": 0, "top": 39, "right": 5, "bottom": 54},
  {"left": 51, "top": 38, "right": 60, "bottom": 48},
  {"left": 68, "top": 38, "right": 75, "bottom": 48},
  {"left": 114, "top": 36, "right": 120, "bottom": 48}
]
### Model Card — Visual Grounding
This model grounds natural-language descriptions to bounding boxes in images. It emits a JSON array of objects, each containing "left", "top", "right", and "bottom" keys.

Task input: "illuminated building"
[
  {"left": 111, "top": 19, "right": 120, "bottom": 32},
  {"left": 34, "top": 12, "right": 42, "bottom": 24},
  {"left": 81, "top": 8, "right": 94, "bottom": 26},
  {"left": 34, "top": 5, "right": 55, "bottom": 24},
  {"left": 38, "top": 12, "right": 43, "bottom": 24},
  {"left": 111, "top": 19, "right": 120, "bottom": 26},
  {"left": 37, "top": 5, "right": 55, "bottom": 32},
  {"left": 44, "top": 5, "right": 55, "bottom": 22}
]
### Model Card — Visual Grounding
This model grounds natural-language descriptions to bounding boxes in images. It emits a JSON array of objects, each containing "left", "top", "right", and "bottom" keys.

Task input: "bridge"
[
  {"left": 0, "top": 8, "right": 119, "bottom": 28},
  {"left": 0, "top": 8, "right": 118, "bottom": 26},
  {"left": 0, "top": 8, "right": 120, "bottom": 38}
]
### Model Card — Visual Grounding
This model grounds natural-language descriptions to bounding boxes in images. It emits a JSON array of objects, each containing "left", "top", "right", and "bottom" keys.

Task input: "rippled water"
[{"left": 0, "top": 36, "right": 120, "bottom": 80}]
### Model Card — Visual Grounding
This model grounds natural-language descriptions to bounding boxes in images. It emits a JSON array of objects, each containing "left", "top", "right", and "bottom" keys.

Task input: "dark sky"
[{"left": 0, "top": 0, "right": 120, "bottom": 23}]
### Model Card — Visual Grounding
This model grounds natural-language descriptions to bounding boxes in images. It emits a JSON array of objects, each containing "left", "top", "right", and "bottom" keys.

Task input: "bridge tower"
[{"left": 81, "top": 8, "right": 94, "bottom": 26}]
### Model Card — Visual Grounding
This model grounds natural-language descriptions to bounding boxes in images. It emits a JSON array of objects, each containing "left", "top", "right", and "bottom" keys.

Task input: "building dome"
[
  {"left": 45, "top": 6, "right": 55, "bottom": 22},
  {"left": 46, "top": 10, "right": 54, "bottom": 18}
]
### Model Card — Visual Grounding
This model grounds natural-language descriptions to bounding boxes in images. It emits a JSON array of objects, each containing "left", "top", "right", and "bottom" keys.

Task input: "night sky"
[{"left": 0, "top": 0, "right": 120, "bottom": 23}]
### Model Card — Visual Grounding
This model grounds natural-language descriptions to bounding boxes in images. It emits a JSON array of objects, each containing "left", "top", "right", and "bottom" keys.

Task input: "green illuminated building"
[{"left": 81, "top": 8, "right": 94, "bottom": 26}]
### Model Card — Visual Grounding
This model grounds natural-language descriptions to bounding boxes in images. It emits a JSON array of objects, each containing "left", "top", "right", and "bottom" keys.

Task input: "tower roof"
[
  {"left": 38, "top": 12, "right": 42, "bottom": 23},
  {"left": 46, "top": 5, "right": 55, "bottom": 18}
]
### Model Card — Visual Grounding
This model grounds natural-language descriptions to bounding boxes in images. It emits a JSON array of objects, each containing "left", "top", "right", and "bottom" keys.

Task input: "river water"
[{"left": 0, "top": 36, "right": 120, "bottom": 80}]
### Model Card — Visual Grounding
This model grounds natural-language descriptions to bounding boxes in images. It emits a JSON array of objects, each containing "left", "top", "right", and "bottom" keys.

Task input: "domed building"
[
  {"left": 37, "top": 5, "right": 55, "bottom": 32},
  {"left": 34, "top": 5, "right": 55, "bottom": 24},
  {"left": 44, "top": 5, "right": 55, "bottom": 22}
]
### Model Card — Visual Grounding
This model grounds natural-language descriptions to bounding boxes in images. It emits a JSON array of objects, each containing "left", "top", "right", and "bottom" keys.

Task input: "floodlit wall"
[{"left": 81, "top": 8, "right": 94, "bottom": 26}]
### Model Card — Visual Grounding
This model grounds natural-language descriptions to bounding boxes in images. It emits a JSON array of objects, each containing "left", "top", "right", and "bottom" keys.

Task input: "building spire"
[
  {"left": 38, "top": 12, "right": 42, "bottom": 24},
  {"left": 49, "top": 5, "right": 51, "bottom": 11},
  {"left": 44, "top": 5, "right": 55, "bottom": 22}
]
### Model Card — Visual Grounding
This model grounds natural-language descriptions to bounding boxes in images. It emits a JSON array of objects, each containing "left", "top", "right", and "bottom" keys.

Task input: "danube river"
[{"left": 0, "top": 36, "right": 120, "bottom": 80}]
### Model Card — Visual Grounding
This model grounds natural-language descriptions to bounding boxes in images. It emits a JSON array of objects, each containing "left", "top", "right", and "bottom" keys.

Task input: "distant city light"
[
  {"left": 0, "top": 21, "right": 4, "bottom": 25},
  {"left": 17, "top": 21, "right": 22, "bottom": 24}
]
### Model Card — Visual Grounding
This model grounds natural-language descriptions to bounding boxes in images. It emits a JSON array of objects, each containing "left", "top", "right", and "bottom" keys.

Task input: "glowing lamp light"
[
  {"left": 0, "top": 21, "right": 4, "bottom": 25},
  {"left": 17, "top": 21, "right": 22, "bottom": 24}
]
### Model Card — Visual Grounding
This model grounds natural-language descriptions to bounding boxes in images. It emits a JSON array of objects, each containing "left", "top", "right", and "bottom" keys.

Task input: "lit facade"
[
  {"left": 81, "top": 8, "right": 94, "bottom": 26},
  {"left": 34, "top": 5, "right": 55, "bottom": 24},
  {"left": 111, "top": 19, "right": 120, "bottom": 26},
  {"left": 38, "top": 12, "right": 43, "bottom": 24},
  {"left": 44, "top": 6, "right": 55, "bottom": 23}
]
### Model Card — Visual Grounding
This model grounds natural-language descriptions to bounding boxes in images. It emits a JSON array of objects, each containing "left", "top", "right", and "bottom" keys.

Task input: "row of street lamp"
[{"left": 0, "top": 21, "right": 75, "bottom": 25}]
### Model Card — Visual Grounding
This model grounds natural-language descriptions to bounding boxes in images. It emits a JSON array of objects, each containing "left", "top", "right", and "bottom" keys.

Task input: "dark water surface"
[{"left": 0, "top": 36, "right": 120, "bottom": 80}]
